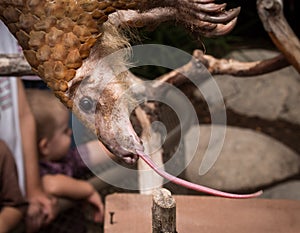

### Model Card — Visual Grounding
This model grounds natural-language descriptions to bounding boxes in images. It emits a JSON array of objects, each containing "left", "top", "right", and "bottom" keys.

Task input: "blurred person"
[
  {"left": 0, "top": 21, "right": 56, "bottom": 232},
  {"left": 0, "top": 140, "right": 27, "bottom": 233},
  {"left": 26, "top": 89, "right": 111, "bottom": 232}
]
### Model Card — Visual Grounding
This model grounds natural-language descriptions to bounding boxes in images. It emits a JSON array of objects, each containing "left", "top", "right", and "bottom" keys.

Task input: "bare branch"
[
  {"left": 0, "top": 54, "right": 35, "bottom": 76},
  {"left": 155, "top": 49, "right": 290, "bottom": 87},
  {"left": 257, "top": 0, "right": 300, "bottom": 73},
  {"left": 194, "top": 50, "right": 290, "bottom": 76}
]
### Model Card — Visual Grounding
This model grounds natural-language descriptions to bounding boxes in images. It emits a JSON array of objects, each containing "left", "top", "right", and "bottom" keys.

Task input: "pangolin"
[{"left": 0, "top": 0, "right": 262, "bottom": 197}]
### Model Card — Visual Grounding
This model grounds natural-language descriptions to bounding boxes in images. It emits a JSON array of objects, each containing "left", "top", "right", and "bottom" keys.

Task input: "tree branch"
[
  {"left": 154, "top": 49, "right": 290, "bottom": 88},
  {"left": 0, "top": 54, "right": 35, "bottom": 77},
  {"left": 195, "top": 50, "right": 290, "bottom": 76},
  {"left": 257, "top": 0, "right": 300, "bottom": 73}
]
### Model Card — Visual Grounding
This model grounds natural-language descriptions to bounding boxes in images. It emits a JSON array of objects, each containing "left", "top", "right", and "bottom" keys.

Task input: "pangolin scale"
[{"left": 0, "top": 0, "right": 146, "bottom": 107}]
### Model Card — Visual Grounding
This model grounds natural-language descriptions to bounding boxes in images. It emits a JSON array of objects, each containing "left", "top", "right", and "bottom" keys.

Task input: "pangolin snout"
[
  {"left": 102, "top": 132, "right": 144, "bottom": 164},
  {"left": 94, "top": 103, "right": 144, "bottom": 164}
]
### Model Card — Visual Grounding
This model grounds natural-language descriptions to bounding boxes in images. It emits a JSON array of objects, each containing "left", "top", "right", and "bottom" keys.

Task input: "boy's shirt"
[
  {"left": 38, "top": 144, "right": 91, "bottom": 233},
  {"left": 39, "top": 144, "right": 90, "bottom": 179}
]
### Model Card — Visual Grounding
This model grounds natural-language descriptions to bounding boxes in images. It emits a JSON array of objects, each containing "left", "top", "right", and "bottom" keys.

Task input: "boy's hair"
[{"left": 26, "top": 89, "right": 68, "bottom": 141}]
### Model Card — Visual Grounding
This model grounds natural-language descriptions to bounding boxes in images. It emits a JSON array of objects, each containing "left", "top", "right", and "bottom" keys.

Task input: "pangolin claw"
[
  {"left": 195, "top": 7, "right": 241, "bottom": 24},
  {"left": 191, "top": 3, "right": 227, "bottom": 13},
  {"left": 194, "top": 0, "right": 216, "bottom": 3},
  {"left": 200, "top": 18, "right": 238, "bottom": 37}
]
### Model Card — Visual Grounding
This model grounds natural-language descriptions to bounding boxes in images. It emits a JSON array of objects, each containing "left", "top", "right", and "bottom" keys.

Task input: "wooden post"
[{"left": 152, "top": 188, "right": 177, "bottom": 233}]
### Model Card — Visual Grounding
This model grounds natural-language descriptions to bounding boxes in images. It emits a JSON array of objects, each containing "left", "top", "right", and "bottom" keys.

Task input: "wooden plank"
[{"left": 104, "top": 193, "right": 300, "bottom": 233}]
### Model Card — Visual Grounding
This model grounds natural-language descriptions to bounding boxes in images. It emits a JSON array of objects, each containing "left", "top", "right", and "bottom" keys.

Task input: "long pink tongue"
[{"left": 136, "top": 150, "right": 263, "bottom": 199}]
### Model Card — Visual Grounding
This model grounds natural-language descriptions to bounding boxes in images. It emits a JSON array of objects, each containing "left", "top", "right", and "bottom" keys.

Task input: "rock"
[
  {"left": 206, "top": 49, "right": 300, "bottom": 125},
  {"left": 184, "top": 125, "right": 300, "bottom": 192},
  {"left": 261, "top": 181, "right": 300, "bottom": 200}
]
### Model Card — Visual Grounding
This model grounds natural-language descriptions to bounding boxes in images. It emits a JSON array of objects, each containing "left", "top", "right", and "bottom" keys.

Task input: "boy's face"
[{"left": 45, "top": 111, "right": 72, "bottom": 161}]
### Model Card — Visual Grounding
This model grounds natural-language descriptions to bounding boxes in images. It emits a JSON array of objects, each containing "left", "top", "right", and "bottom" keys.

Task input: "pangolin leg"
[{"left": 111, "top": 6, "right": 238, "bottom": 36}]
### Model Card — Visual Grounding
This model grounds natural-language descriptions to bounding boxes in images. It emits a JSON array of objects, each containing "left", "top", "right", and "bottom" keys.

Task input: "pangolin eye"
[{"left": 79, "top": 96, "right": 94, "bottom": 113}]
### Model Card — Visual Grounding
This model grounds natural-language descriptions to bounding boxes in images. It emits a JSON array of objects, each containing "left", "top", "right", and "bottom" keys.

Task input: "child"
[
  {"left": 26, "top": 89, "right": 111, "bottom": 232},
  {"left": 0, "top": 140, "right": 27, "bottom": 233}
]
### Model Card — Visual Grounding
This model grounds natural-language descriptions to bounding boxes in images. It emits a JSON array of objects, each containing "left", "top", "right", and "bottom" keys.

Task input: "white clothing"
[{"left": 0, "top": 21, "right": 25, "bottom": 194}]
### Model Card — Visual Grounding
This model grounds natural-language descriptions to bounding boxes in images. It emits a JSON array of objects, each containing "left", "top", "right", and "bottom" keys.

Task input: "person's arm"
[
  {"left": 42, "top": 174, "right": 104, "bottom": 222},
  {"left": 0, "top": 207, "right": 23, "bottom": 233},
  {"left": 17, "top": 80, "right": 57, "bottom": 229},
  {"left": 17, "top": 79, "right": 42, "bottom": 198},
  {"left": 42, "top": 174, "right": 95, "bottom": 199}
]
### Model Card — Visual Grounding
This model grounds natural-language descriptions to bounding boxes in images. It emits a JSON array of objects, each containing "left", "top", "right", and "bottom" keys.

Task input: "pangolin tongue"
[{"left": 137, "top": 150, "right": 263, "bottom": 199}]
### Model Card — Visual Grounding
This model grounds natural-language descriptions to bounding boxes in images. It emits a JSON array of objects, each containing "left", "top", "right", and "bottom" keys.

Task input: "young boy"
[
  {"left": 0, "top": 140, "right": 27, "bottom": 233},
  {"left": 26, "top": 89, "right": 111, "bottom": 231}
]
